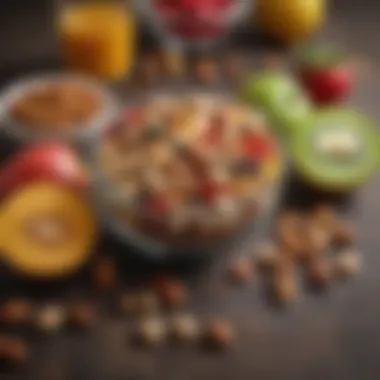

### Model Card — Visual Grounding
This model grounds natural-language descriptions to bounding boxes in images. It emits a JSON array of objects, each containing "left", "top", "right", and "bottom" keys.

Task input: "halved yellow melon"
[{"left": 0, "top": 182, "right": 96, "bottom": 279}]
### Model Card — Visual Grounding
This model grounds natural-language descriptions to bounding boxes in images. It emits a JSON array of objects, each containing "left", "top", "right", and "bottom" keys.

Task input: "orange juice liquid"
[{"left": 58, "top": 2, "right": 135, "bottom": 81}]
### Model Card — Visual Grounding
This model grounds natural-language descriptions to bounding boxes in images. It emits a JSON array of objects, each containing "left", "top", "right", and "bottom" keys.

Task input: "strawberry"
[
  {"left": 298, "top": 45, "right": 353, "bottom": 106},
  {"left": 197, "top": 179, "right": 228, "bottom": 204},
  {"left": 242, "top": 133, "right": 273, "bottom": 160}
]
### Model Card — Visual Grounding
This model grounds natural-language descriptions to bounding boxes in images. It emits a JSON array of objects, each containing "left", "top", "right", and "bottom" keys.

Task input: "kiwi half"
[
  {"left": 241, "top": 72, "right": 312, "bottom": 134},
  {"left": 290, "top": 108, "right": 380, "bottom": 191}
]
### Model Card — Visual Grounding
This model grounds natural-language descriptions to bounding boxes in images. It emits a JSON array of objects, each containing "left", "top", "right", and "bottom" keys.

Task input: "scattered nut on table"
[
  {"left": 92, "top": 258, "right": 117, "bottom": 291},
  {"left": 301, "top": 222, "right": 330, "bottom": 263},
  {"left": 170, "top": 314, "right": 200, "bottom": 343},
  {"left": 137, "top": 52, "right": 161, "bottom": 84},
  {"left": 254, "top": 242, "right": 278, "bottom": 271},
  {"left": 276, "top": 211, "right": 306, "bottom": 255},
  {"left": 224, "top": 53, "right": 246, "bottom": 82},
  {"left": 34, "top": 305, "right": 66, "bottom": 333},
  {"left": 155, "top": 276, "right": 187, "bottom": 309},
  {"left": 334, "top": 249, "right": 362, "bottom": 278},
  {"left": 0, "top": 299, "right": 32, "bottom": 326},
  {"left": 229, "top": 257, "right": 253, "bottom": 285},
  {"left": 203, "top": 318, "right": 234, "bottom": 350},
  {"left": 273, "top": 257, "right": 298, "bottom": 304},
  {"left": 312, "top": 205, "right": 338, "bottom": 233},
  {"left": 194, "top": 57, "right": 219, "bottom": 85},
  {"left": 332, "top": 222, "right": 356, "bottom": 248},
  {"left": 136, "top": 316, "right": 167, "bottom": 347},
  {"left": 0, "top": 336, "right": 29, "bottom": 367},
  {"left": 160, "top": 49, "right": 186, "bottom": 78},
  {"left": 66, "top": 302, "right": 96, "bottom": 329},
  {"left": 307, "top": 258, "right": 333, "bottom": 289}
]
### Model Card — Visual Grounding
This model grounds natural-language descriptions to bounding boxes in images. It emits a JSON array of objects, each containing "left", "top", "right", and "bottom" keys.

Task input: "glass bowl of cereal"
[
  {"left": 0, "top": 74, "right": 119, "bottom": 144},
  {"left": 90, "top": 92, "right": 283, "bottom": 261}
]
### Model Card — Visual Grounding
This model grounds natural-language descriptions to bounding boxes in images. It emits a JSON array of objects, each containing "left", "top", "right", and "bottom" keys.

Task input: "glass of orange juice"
[{"left": 56, "top": 0, "right": 136, "bottom": 81}]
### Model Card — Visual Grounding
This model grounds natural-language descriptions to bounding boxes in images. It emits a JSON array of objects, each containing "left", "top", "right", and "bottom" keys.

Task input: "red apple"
[
  {"left": 298, "top": 45, "right": 353, "bottom": 106},
  {"left": 0, "top": 143, "right": 88, "bottom": 199}
]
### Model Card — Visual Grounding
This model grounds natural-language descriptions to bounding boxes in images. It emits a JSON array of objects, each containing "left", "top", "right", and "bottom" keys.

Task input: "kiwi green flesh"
[
  {"left": 291, "top": 109, "right": 380, "bottom": 190},
  {"left": 241, "top": 73, "right": 311, "bottom": 133}
]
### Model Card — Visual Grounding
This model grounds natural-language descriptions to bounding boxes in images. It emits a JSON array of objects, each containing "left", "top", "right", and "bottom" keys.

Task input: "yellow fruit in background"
[{"left": 256, "top": 0, "right": 326, "bottom": 45}]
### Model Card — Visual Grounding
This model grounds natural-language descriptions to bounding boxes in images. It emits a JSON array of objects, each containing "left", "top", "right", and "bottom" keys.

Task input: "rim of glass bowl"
[
  {"left": 89, "top": 91, "right": 284, "bottom": 260},
  {"left": 0, "top": 73, "right": 120, "bottom": 143},
  {"left": 135, "top": 0, "right": 253, "bottom": 49}
]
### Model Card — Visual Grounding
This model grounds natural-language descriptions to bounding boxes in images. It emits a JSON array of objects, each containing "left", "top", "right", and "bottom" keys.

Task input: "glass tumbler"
[{"left": 56, "top": 0, "right": 136, "bottom": 81}]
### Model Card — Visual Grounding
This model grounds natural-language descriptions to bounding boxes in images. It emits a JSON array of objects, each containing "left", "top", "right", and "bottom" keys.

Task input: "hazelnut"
[
  {"left": 332, "top": 222, "right": 356, "bottom": 248},
  {"left": 0, "top": 336, "right": 28, "bottom": 367},
  {"left": 300, "top": 222, "right": 330, "bottom": 263},
  {"left": 160, "top": 49, "right": 186, "bottom": 78},
  {"left": 334, "top": 250, "right": 362, "bottom": 279},
  {"left": 312, "top": 205, "right": 337, "bottom": 233},
  {"left": 136, "top": 316, "right": 167, "bottom": 347},
  {"left": 66, "top": 303, "right": 95, "bottom": 329},
  {"left": 276, "top": 212, "right": 306, "bottom": 255},
  {"left": 155, "top": 277, "right": 187, "bottom": 309},
  {"left": 224, "top": 53, "right": 246, "bottom": 82},
  {"left": 170, "top": 314, "right": 200, "bottom": 343},
  {"left": 194, "top": 58, "right": 219, "bottom": 85},
  {"left": 203, "top": 318, "right": 234, "bottom": 350},
  {"left": 254, "top": 242, "right": 278, "bottom": 271},
  {"left": 307, "top": 259, "right": 333, "bottom": 289},
  {"left": 137, "top": 53, "right": 161, "bottom": 84},
  {"left": 34, "top": 305, "right": 66, "bottom": 333},
  {"left": 229, "top": 257, "right": 253, "bottom": 285},
  {"left": 0, "top": 299, "right": 32, "bottom": 326},
  {"left": 92, "top": 259, "right": 117, "bottom": 291},
  {"left": 273, "top": 258, "right": 298, "bottom": 304}
]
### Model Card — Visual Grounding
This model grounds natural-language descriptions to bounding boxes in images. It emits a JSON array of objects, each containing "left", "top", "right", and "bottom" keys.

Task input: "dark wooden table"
[{"left": 1, "top": 1, "right": 380, "bottom": 380}]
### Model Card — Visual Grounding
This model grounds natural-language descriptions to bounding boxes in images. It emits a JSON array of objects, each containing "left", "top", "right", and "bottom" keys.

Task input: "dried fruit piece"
[
  {"left": 67, "top": 302, "right": 95, "bottom": 329},
  {"left": 332, "top": 222, "right": 356, "bottom": 248},
  {"left": 0, "top": 299, "right": 32, "bottom": 326},
  {"left": 155, "top": 276, "right": 187, "bottom": 309},
  {"left": 34, "top": 305, "right": 66, "bottom": 333},
  {"left": 0, "top": 336, "right": 28, "bottom": 367},
  {"left": 92, "top": 259, "right": 117, "bottom": 291},
  {"left": 170, "top": 314, "right": 200, "bottom": 343},
  {"left": 194, "top": 57, "right": 219, "bottom": 85},
  {"left": 273, "top": 257, "right": 298, "bottom": 304},
  {"left": 203, "top": 318, "right": 234, "bottom": 350},
  {"left": 307, "top": 258, "right": 333, "bottom": 289},
  {"left": 334, "top": 249, "right": 362, "bottom": 278},
  {"left": 136, "top": 316, "right": 167, "bottom": 347},
  {"left": 229, "top": 257, "right": 253, "bottom": 285}
]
